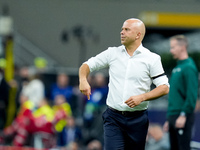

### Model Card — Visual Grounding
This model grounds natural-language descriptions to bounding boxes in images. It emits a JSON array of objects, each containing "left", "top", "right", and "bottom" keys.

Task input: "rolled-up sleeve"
[
  {"left": 150, "top": 55, "right": 169, "bottom": 87},
  {"left": 153, "top": 75, "right": 169, "bottom": 87}
]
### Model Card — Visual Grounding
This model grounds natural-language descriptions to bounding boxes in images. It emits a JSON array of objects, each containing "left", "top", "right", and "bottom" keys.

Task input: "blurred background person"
[
  {"left": 49, "top": 73, "right": 73, "bottom": 102},
  {"left": 13, "top": 66, "right": 30, "bottom": 112},
  {"left": 0, "top": 93, "right": 35, "bottom": 146},
  {"left": 83, "top": 72, "right": 108, "bottom": 143},
  {"left": 83, "top": 72, "right": 108, "bottom": 124},
  {"left": 67, "top": 141, "right": 80, "bottom": 150},
  {"left": 86, "top": 139, "right": 102, "bottom": 150},
  {"left": 163, "top": 35, "right": 198, "bottom": 150},
  {"left": 57, "top": 116, "right": 83, "bottom": 149},
  {"left": 21, "top": 68, "right": 45, "bottom": 108},
  {"left": 0, "top": 96, "right": 69, "bottom": 148},
  {"left": 31, "top": 98, "right": 55, "bottom": 148},
  {"left": 52, "top": 94, "right": 72, "bottom": 133},
  {"left": 48, "top": 73, "right": 78, "bottom": 114},
  {"left": 146, "top": 123, "right": 170, "bottom": 150}
]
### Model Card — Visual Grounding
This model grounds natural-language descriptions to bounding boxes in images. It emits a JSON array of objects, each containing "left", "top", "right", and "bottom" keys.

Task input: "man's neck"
[
  {"left": 125, "top": 42, "right": 141, "bottom": 56},
  {"left": 178, "top": 53, "right": 188, "bottom": 60}
]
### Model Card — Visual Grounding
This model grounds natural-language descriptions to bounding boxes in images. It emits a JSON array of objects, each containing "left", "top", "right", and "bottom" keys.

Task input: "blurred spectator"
[
  {"left": 83, "top": 72, "right": 108, "bottom": 126},
  {"left": 0, "top": 68, "right": 9, "bottom": 130},
  {"left": 57, "top": 116, "right": 82, "bottom": 148},
  {"left": 31, "top": 98, "right": 56, "bottom": 148},
  {"left": 0, "top": 96, "right": 67, "bottom": 148},
  {"left": 73, "top": 74, "right": 95, "bottom": 119},
  {"left": 92, "top": 72, "right": 108, "bottom": 106},
  {"left": 49, "top": 73, "right": 73, "bottom": 101},
  {"left": 86, "top": 139, "right": 102, "bottom": 150},
  {"left": 163, "top": 35, "right": 198, "bottom": 150},
  {"left": 83, "top": 72, "right": 108, "bottom": 142},
  {"left": 21, "top": 68, "right": 45, "bottom": 108},
  {"left": 71, "top": 83, "right": 85, "bottom": 119},
  {"left": 13, "top": 66, "right": 30, "bottom": 110},
  {"left": 67, "top": 141, "right": 80, "bottom": 150},
  {"left": 52, "top": 94, "right": 72, "bottom": 133},
  {"left": 33, "top": 98, "right": 54, "bottom": 124},
  {"left": 49, "top": 73, "right": 77, "bottom": 112},
  {"left": 146, "top": 123, "right": 170, "bottom": 150},
  {"left": 0, "top": 93, "right": 35, "bottom": 146}
]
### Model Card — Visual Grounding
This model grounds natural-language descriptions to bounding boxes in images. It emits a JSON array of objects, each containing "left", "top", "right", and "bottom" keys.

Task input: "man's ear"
[{"left": 136, "top": 32, "right": 141, "bottom": 40}]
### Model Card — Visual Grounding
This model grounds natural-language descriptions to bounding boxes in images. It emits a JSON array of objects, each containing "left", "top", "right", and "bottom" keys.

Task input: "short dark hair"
[{"left": 170, "top": 35, "right": 188, "bottom": 48}]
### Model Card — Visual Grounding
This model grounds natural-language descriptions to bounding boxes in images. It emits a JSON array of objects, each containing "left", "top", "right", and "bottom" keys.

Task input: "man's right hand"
[
  {"left": 79, "top": 63, "right": 91, "bottom": 100},
  {"left": 79, "top": 79, "right": 91, "bottom": 100}
]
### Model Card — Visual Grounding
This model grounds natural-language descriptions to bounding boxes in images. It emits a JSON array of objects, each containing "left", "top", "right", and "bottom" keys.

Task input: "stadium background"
[{"left": 0, "top": 0, "right": 200, "bottom": 149}]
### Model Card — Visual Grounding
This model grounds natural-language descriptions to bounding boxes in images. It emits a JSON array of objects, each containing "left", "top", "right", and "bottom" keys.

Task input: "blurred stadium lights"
[
  {"left": 138, "top": 11, "right": 200, "bottom": 54},
  {"left": 0, "top": 4, "right": 13, "bottom": 36},
  {"left": 139, "top": 11, "right": 200, "bottom": 28},
  {"left": 0, "top": 4, "right": 13, "bottom": 57},
  {"left": 0, "top": 16, "right": 13, "bottom": 36}
]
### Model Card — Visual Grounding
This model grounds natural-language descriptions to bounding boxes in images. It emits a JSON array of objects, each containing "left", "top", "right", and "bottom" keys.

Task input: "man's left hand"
[{"left": 125, "top": 95, "right": 144, "bottom": 108}]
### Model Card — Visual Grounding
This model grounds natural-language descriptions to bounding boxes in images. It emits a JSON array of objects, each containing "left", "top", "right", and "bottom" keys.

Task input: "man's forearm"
[
  {"left": 143, "top": 84, "right": 169, "bottom": 101},
  {"left": 79, "top": 63, "right": 90, "bottom": 82},
  {"left": 125, "top": 84, "right": 169, "bottom": 108},
  {"left": 79, "top": 63, "right": 91, "bottom": 100}
]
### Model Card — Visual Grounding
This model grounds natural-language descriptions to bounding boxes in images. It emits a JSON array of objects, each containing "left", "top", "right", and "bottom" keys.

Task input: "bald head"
[
  {"left": 125, "top": 18, "right": 146, "bottom": 41},
  {"left": 121, "top": 18, "right": 146, "bottom": 48}
]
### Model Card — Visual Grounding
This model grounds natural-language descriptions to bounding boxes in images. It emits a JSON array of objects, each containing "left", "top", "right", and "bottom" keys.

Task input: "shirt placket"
[{"left": 122, "top": 56, "right": 132, "bottom": 102}]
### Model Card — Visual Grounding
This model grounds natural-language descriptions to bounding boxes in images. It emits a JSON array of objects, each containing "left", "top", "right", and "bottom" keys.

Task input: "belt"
[{"left": 108, "top": 106, "right": 146, "bottom": 117}]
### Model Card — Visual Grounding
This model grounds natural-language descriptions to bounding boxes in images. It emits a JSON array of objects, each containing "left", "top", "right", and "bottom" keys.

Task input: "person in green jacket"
[{"left": 163, "top": 35, "right": 198, "bottom": 150}]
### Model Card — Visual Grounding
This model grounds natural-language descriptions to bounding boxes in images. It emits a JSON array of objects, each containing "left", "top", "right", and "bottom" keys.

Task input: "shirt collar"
[{"left": 122, "top": 44, "right": 143, "bottom": 54}]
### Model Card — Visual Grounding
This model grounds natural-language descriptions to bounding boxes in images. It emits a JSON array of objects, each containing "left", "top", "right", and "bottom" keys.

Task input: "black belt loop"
[{"left": 108, "top": 106, "right": 146, "bottom": 117}]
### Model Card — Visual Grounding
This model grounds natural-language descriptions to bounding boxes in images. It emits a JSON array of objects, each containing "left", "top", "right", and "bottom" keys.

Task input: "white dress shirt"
[{"left": 84, "top": 44, "right": 169, "bottom": 111}]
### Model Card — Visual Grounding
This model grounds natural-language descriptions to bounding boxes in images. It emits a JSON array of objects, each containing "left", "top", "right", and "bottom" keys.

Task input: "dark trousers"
[
  {"left": 168, "top": 113, "right": 195, "bottom": 150},
  {"left": 102, "top": 107, "right": 149, "bottom": 150}
]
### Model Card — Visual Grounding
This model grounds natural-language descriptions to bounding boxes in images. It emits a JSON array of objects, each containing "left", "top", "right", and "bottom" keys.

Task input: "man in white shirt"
[{"left": 79, "top": 18, "right": 169, "bottom": 150}]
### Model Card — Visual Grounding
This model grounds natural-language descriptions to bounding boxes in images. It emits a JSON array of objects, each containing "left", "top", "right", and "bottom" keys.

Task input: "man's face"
[
  {"left": 120, "top": 21, "right": 138, "bottom": 46},
  {"left": 170, "top": 39, "right": 182, "bottom": 60}
]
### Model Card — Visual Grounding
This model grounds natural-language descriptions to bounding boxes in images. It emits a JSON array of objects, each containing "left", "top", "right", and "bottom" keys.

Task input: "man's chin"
[{"left": 121, "top": 41, "right": 125, "bottom": 45}]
